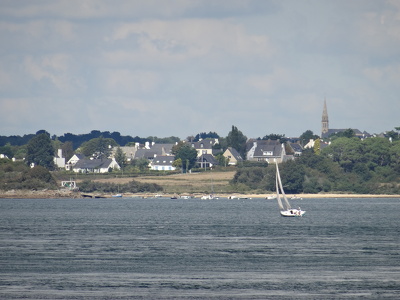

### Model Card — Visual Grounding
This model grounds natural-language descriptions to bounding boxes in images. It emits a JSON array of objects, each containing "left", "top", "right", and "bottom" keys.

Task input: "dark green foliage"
[
  {"left": 260, "top": 134, "right": 287, "bottom": 143},
  {"left": 61, "top": 141, "right": 74, "bottom": 162},
  {"left": 26, "top": 133, "right": 55, "bottom": 170},
  {"left": 193, "top": 132, "right": 220, "bottom": 142},
  {"left": 58, "top": 130, "right": 150, "bottom": 149},
  {"left": 28, "top": 166, "right": 55, "bottom": 183},
  {"left": 172, "top": 142, "right": 198, "bottom": 172},
  {"left": 0, "top": 160, "right": 57, "bottom": 190},
  {"left": 146, "top": 136, "right": 181, "bottom": 144},
  {"left": 231, "top": 137, "right": 400, "bottom": 194},
  {"left": 80, "top": 136, "right": 117, "bottom": 159},
  {"left": 279, "top": 160, "right": 305, "bottom": 193},
  {"left": 114, "top": 147, "right": 127, "bottom": 169},
  {"left": 0, "top": 144, "right": 13, "bottom": 158},
  {"left": 299, "top": 130, "right": 319, "bottom": 146},
  {"left": 226, "top": 126, "right": 247, "bottom": 159},
  {"left": 79, "top": 180, "right": 162, "bottom": 193}
]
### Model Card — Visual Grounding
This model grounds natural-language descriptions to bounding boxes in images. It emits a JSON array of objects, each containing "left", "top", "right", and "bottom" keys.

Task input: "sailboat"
[{"left": 275, "top": 160, "right": 305, "bottom": 217}]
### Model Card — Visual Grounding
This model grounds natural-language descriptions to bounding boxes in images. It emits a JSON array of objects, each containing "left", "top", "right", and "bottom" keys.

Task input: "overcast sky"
[{"left": 1, "top": 0, "right": 399, "bottom": 139}]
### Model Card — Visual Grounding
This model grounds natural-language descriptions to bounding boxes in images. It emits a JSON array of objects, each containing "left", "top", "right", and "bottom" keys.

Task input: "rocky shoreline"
[{"left": 1, "top": 189, "right": 400, "bottom": 199}]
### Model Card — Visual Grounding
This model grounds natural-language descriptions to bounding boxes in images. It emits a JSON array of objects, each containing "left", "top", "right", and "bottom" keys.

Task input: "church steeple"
[{"left": 321, "top": 98, "right": 329, "bottom": 137}]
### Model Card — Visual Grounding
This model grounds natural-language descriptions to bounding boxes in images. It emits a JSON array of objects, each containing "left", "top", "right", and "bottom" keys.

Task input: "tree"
[
  {"left": 26, "top": 133, "right": 55, "bottom": 170},
  {"left": 0, "top": 144, "right": 13, "bottom": 158},
  {"left": 61, "top": 141, "right": 74, "bottom": 162},
  {"left": 261, "top": 133, "right": 287, "bottom": 143},
  {"left": 172, "top": 142, "right": 198, "bottom": 173},
  {"left": 279, "top": 160, "right": 305, "bottom": 194},
  {"left": 313, "top": 139, "right": 321, "bottom": 155},
  {"left": 135, "top": 158, "right": 149, "bottom": 172},
  {"left": 193, "top": 131, "right": 220, "bottom": 142},
  {"left": 299, "top": 130, "right": 319, "bottom": 146},
  {"left": 226, "top": 126, "right": 247, "bottom": 160},
  {"left": 80, "top": 136, "right": 117, "bottom": 159},
  {"left": 322, "top": 137, "right": 363, "bottom": 172},
  {"left": 115, "top": 147, "right": 127, "bottom": 170}
]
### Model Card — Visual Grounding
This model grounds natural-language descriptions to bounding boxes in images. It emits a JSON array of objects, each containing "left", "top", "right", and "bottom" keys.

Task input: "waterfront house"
[{"left": 72, "top": 158, "right": 120, "bottom": 173}]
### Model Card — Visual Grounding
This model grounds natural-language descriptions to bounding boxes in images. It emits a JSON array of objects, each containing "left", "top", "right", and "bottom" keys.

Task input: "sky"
[{"left": 1, "top": 0, "right": 399, "bottom": 140}]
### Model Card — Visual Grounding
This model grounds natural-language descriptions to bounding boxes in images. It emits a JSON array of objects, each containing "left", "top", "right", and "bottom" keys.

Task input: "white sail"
[
  {"left": 275, "top": 161, "right": 291, "bottom": 210},
  {"left": 276, "top": 175, "right": 284, "bottom": 210}
]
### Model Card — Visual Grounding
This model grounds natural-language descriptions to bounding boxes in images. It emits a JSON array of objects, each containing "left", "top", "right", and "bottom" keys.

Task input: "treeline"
[
  {"left": 231, "top": 137, "right": 400, "bottom": 194},
  {"left": 0, "top": 130, "right": 181, "bottom": 150}
]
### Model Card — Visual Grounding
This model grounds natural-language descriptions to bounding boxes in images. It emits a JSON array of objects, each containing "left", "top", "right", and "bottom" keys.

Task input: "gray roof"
[
  {"left": 191, "top": 139, "right": 217, "bottom": 150},
  {"left": 198, "top": 154, "right": 218, "bottom": 165},
  {"left": 150, "top": 144, "right": 174, "bottom": 155},
  {"left": 226, "top": 147, "right": 243, "bottom": 161},
  {"left": 253, "top": 140, "right": 283, "bottom": 157},
  {"left": 151, "top": 155, "right": 175, "bottom": 166},
  {"left": 134, "top": 143, "right": 175, "bottom": 159},
  {"left": 322, "top": 129, "right": 371, "bottom": 138},
  {"left": 73, "top": 158, "right": 114, "bottom": 169},
  {"left": 290, "top": 143, "right": 303, "bottom": 153}
]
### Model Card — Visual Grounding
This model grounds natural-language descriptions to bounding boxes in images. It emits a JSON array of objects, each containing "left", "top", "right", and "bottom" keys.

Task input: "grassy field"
[{"left": 88, "top": 171, "right": 237, "bottom": 195}]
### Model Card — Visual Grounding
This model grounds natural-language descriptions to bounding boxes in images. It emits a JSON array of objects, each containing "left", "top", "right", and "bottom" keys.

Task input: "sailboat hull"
[{"left": 280, "top": 209, "right": 305, "bottom": 217}]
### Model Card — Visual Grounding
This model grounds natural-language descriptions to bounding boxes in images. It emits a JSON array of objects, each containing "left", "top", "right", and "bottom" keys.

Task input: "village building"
[
  {"left": 72, "top": 158, "right": 120, "bottom": 173},
  {"left": 246, "top": 139, "right": 287, "bottom": 163},
  {"left": 197, "top": 154, "right": 218, "bottom": 169},
  {"left": 223, "top": 147, "right": 243, "bottom": 165},
  {"left": 150, "top": 155, "right": 176, "bottom": 171}
]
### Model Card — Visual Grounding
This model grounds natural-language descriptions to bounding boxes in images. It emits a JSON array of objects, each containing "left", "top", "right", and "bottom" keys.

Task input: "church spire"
[{"left": 321, "top": 98, "right": 329, "bottom": 137}]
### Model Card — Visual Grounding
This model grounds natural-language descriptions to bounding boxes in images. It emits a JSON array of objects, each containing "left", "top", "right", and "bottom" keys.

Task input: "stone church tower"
[{"left": 321, "top": 99, "right": 329, "bottom": 137}]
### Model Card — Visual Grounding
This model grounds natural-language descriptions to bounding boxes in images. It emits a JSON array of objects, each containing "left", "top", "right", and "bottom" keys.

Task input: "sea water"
[{"left": 0, "top": 197, "right": 399, "bottom": 299}]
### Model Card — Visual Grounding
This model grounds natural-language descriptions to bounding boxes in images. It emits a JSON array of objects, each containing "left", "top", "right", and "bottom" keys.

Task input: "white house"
[
  {"left": 150, "top": 155, "right": 176, "bottom": 171},
  {"left": 72, "top": 158, "right": 120, "bottom": 173}
]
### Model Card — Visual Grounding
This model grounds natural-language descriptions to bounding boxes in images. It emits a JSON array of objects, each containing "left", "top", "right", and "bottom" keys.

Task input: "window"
[{"left": 263, "top": 151, "right": 273, "bottom": 156}]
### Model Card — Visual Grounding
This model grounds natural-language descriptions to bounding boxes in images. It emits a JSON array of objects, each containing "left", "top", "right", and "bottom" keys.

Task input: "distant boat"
[
  {"left": 201, "top": 194, "right": 214, "bottom": 200},
  {"left": 275, "top": 160, "right": 305, "bottom": 217},
  {"left": 290, "top": 195, "right": 303, "bottom": 200},
  {"left": 266, "top": 195, "right": 277, "bottom": 200},
  {"left": 112, "top": 194, "right": 122, "bottom": 198}
]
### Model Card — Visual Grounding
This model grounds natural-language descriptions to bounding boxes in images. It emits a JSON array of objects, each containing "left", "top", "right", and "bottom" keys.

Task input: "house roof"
[
  {"left": 252, "top": 140, "right": 283, "bottom": 157},
  {"left": 151, "top": 155, "right": 175, "bottom": 166},
  {"left": 290, "top": 143, "right": 303, "bottom": 153},
  {"left": 112, "top": 146, "right": 137, "bottom": 158},
  {"left": 67, "top": 153, "right": 85, "bottom": 164},
  {"left": 73, "top": 158, "right": 115, "bottom": 169},
  {"left": 134, "top": 149, "right": 158, "bottom": 160},
  {"left": 322, "top": 129, "right": 371, "bottom": 138},
  {"left": 191, "top": 139, "right": 217, "bottom": 150},
  {"left": 225, "top": 147, "right": 243, "bottom": 161},
  {"left": 198, "top": 154, "right": 218, "bottom": 165},
  {"left": 149, "top": 144, "right": 174, "bottom": 155},
  {"left": 134, "top": 143, "right": 175, "bottom": 159}
]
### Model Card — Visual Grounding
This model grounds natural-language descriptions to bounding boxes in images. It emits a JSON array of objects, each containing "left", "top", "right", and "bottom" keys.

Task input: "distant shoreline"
[{"left": 1, "top": 189, "right": 399, "bottom": 199}]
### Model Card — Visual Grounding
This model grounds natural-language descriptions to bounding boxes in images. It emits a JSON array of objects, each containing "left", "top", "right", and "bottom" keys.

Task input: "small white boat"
[
  {"left": 266, "top": 195, "right": 277, "bottom": 200},
  {"left": 201, "top": 194, "right": 214, "bottom": 200},
  {"left": 274, "top": 161, "right": 305, "bottom": 217},
  {"left": 112, "top": 194, "right": 122, "bottom": 198},
  {"left": 290, "top": 195, "right": 303, "bottom": 200}
]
